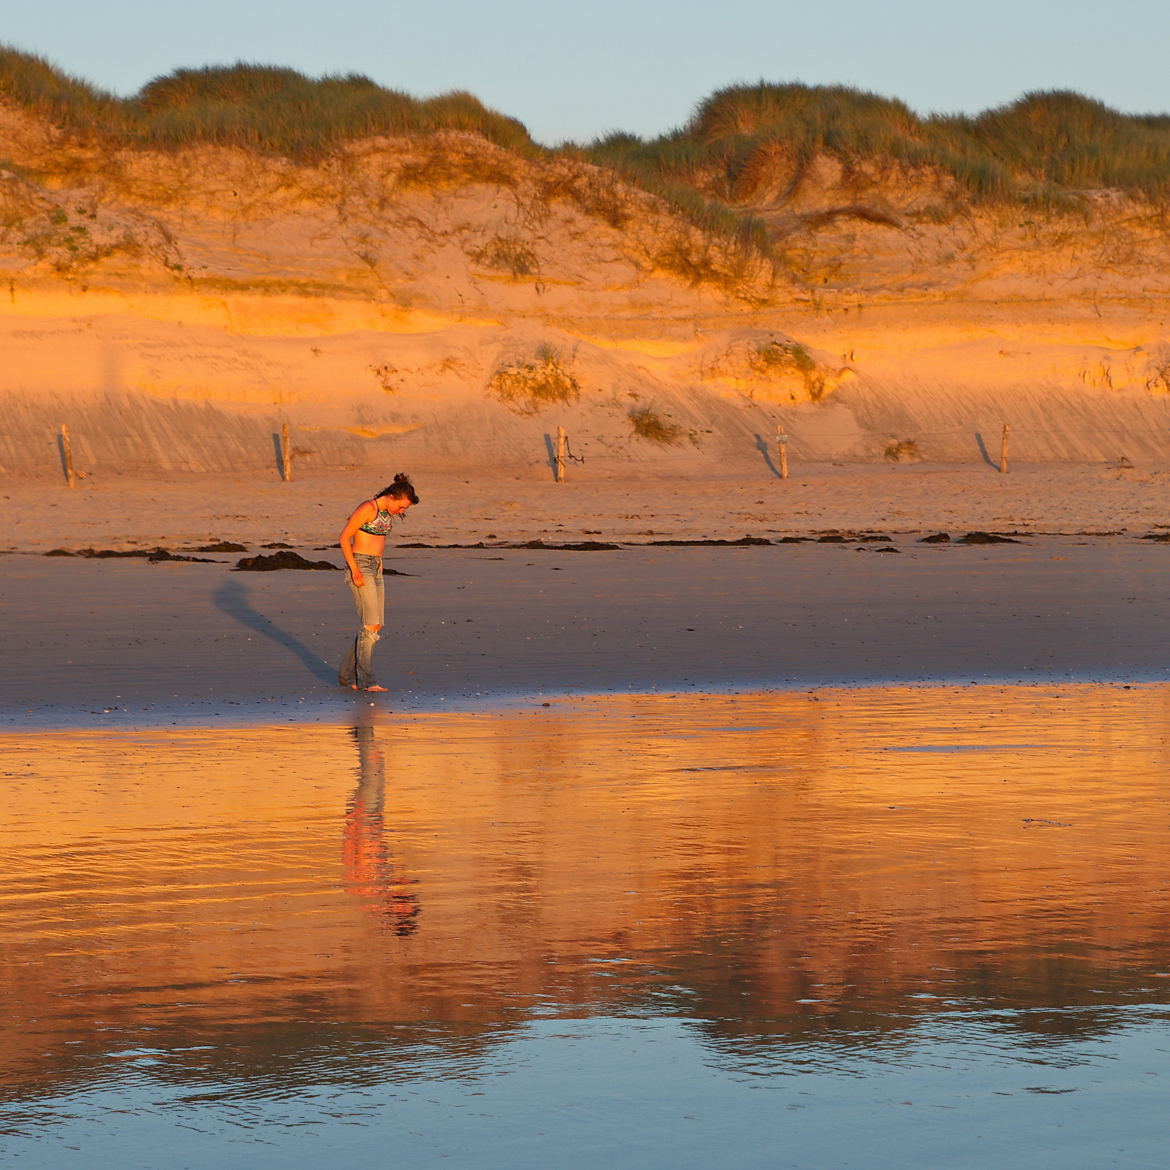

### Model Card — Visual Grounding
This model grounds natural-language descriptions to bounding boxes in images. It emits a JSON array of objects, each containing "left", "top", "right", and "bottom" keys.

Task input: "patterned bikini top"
[{"left": 358, "top": 502, "right": 395, "bottom": 536}]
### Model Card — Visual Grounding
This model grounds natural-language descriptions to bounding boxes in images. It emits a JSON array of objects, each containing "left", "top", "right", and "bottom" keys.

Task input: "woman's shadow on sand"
[{"left": 213, "top": 578, "right": 336, "bottom": 685}]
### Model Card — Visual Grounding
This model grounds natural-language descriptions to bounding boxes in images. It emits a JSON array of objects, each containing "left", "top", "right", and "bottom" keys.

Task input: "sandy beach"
[{"left": 3, "top": 460, "right": 1169, "bottom": 554}]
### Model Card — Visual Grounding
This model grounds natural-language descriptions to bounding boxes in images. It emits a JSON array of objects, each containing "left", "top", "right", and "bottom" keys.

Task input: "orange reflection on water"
[
  {"left": 343, "top": 723, "right": 420, "bottom": 934},
  {"left": 1, "top": 682, "right": 1168, "bottom": 1092}
]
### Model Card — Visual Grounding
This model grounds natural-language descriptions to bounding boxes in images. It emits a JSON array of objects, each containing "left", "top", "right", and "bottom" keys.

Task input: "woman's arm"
[{"left": 339, "top": 501, "right": 376, "bottom": 584}]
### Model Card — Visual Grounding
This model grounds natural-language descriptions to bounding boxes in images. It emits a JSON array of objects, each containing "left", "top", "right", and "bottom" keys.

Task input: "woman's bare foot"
[{"left": 365, "top": 685, "right": 388, "bottom": 693}]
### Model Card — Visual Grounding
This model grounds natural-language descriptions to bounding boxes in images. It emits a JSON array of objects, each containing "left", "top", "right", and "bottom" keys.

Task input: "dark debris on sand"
[
  {"left": 643, "top": 536, "right": 772, "bottom": 547},
  {"left": 399, "top": 540, "right": 622, "bottom": 551},
  {"left": 44, "top": 547, "right": 221, "bottom": 563},
  {"left": 513, "top": 539, "right": 624, "bottom": 551},
  {"left": 917, "top": 531, "right": 1024, "bottom": 545},
  {"left": 956, "top": 531, "right": 1024, "bottom": 545},
  {"left": 815, "top": 531, "right": 892, "bottom": 544},
  {"left": 189, "top": 540, "right": 247, "bottom": 552},
  {"left": 233, "top": 551, "right": 339, "bottom": 571}
]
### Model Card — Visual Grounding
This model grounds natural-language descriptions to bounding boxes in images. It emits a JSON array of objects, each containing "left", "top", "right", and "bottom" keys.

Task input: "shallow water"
[{"left": 2, "top": 683, "right": 1169, "bottom": 1168}]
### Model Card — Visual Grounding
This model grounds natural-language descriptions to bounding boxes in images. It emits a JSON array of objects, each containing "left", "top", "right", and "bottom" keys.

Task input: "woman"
[{"left": 338, "top": 473, "right": 419, "bottom": 692}]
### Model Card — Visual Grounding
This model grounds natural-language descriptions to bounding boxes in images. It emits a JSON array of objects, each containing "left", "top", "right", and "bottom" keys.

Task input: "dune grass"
[
  {"left": 965, "top": 91, "right": 1170, "bottom": 199},
  {"left": 0, "top": 45, "right": 120, "bottom": 126},
  {"left": 4, "top": 47, "right": 1170, "bottom": 295},
  {"left": 582, "top": 82, "right": 1170, "bottom": 209},
  {"left": 0, "top": 48, "right": 532, "bottom": 157},
  {"left": 132, "top": 67, "right": 532, "bottom": 157},
  {"left": 5, "top": 49, "right": 1169, "bottom": 204}
]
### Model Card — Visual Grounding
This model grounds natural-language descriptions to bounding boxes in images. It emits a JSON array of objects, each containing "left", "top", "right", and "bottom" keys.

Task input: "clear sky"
[{"left": 5, "top": 0, "right": 1168, "bottom": 144}]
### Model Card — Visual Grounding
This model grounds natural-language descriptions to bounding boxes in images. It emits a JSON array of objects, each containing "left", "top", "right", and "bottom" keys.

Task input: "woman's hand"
[{"left": 351, "top": 570, "right": 365, "bottom": 588}]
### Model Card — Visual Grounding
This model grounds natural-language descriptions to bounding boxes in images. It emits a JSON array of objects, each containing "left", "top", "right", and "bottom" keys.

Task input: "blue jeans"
[{"left": 339, "top": 554, "right": 385, "bottom": 688}]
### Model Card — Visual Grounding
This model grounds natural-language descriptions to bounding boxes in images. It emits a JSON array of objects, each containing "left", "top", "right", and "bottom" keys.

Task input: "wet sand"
[{"left": 1, "top": 538, "right": 1167, "bottom": 728}]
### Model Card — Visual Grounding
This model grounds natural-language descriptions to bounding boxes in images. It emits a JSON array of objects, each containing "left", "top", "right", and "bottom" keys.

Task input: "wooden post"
[
  {"left": 777, "top": 425, "right": 789, "bottom": 480},
  {"left": 555, "top": 425, "right": 566, "bottom": 483},
  {"left": 280, "top": 423, "right": 292, "bottom": 482},
  {"left": 60, "top": 424, "right": 76, "bottom": 488},
  {"left": 999, "top": 423, "right": 1010, "bottom": 474}
]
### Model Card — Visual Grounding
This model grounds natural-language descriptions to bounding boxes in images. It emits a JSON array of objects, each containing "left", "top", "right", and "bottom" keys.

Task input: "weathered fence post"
[
  {"left": 555, "top": 425, "right": 567, "bottom": 483},
  {"left": 60, "top": 424, "right": 76, "bottom": 488},
  {"left": 281, "top": 423, "right": 293, "bottom": 482},
  {"left": 1000, "top": 423, "right": 1010, "bottom": 474},
  {"left": 777, "top": 425, "right": 789, "bottom": 480}
]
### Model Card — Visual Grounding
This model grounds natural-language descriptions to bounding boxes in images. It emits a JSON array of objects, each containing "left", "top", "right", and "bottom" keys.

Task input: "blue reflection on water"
[{"left": 3, "top": 1011, "right": 1169, "bottom": 1169}]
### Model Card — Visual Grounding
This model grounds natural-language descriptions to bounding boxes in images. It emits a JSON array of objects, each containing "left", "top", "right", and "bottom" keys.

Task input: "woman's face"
[{"left": 388, "top": 496, "right": 413, "bottom": 515}]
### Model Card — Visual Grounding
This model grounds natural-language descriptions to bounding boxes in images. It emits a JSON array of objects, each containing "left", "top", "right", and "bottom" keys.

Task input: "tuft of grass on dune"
[
  {"left": 488, "top": 345, "right": 581, "bottom": 415},
  {"left": 628, "top": 404, "right": 684, "bottom": 445}
]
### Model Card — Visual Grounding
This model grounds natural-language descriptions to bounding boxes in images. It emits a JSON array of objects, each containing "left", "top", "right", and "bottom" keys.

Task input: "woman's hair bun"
[{"left": 375, "top": 472, "right": 419, "bottom": 505}]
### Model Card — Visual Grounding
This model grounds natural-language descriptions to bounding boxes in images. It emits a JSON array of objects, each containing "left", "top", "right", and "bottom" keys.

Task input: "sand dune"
[{"left": 2, "top": 105, "right": 1169, "bottom": 477}]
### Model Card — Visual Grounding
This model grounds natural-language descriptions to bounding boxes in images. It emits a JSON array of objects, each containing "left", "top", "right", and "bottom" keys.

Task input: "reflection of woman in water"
[
  {"left": 343, "top": 717, "right": 420, "bottom": 934},
  {"left": 338, "top": 472, "right": 420, "bottom": 692}
]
